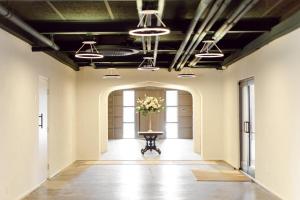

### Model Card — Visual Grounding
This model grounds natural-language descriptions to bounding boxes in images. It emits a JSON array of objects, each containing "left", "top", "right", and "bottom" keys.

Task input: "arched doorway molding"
[{"left": 98, "top": 81, "right": 203, "bottom": 157}]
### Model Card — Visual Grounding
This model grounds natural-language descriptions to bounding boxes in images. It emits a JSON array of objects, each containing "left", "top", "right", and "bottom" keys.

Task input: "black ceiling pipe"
[
  {"left": 0, "top": 3, "right": 60, "bottom": 51},
  {"left": 177, "top": 0, "right": 232, "bottom": 70},
  {"left": 189, "top": 0, "right": 259, "bottom": 67},
  {"left": 168, "top": 0, "right": 213, "bottom": 71}
]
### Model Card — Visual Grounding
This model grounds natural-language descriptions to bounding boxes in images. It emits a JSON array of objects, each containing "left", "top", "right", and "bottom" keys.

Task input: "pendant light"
[
  {"left": 195, "top": 40, "right": 224, "bottom": 58},
  {"left": 75, "top": 41, "right": 104, "bottom": 59},
  {"left": 129, "top": 10, "right": 170, "bottom": 36},
  {"left": 177, "top": 67, "right": 197, "bottom": 78},
  {"left": 137, "top": 57, "right": 160, "bottom": 71},
  {"left": 103, "top": 68, "right": 121, "bottom": 79}
]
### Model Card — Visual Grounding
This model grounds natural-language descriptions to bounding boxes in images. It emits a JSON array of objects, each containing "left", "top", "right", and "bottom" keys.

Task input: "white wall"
[
  {"left": 0, "top": 29, "right": 76, "bottom": 200},
  {"left": 76, "top": 68, "right": 224, "bottom": 161},
  {"left": 223, "top": 28, "right": 300, "bottom": 200}
]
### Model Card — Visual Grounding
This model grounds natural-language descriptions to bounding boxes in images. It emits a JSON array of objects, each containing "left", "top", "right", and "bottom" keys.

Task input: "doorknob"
[{"left": 38, "top": 113, "right": 43, "bottom": 128}]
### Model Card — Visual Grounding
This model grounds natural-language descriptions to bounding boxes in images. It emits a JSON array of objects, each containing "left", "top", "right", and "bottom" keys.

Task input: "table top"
[{"left": 138, "top": 131, "right": 163, "bottom": 135}]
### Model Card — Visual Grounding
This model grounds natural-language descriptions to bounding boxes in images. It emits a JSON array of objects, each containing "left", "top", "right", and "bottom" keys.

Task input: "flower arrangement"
[{"left": 136, "top": 95, "right": 164, "bottom": 116}]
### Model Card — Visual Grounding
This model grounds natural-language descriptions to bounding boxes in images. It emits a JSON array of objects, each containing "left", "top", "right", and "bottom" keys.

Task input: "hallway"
[
  {"left": 1, "top": 0, "right": 300, "bottom": 199},
  {"left": 23, "top": 161, "right": 280, "bottom": 200}
]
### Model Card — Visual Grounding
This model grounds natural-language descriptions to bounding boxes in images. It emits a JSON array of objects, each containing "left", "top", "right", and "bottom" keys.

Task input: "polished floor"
[
  {"left": 100, "top": 139, "right": 201, "bottom": 160},
  {"left": 23, "top": 161, "right": 280, "bottom": 200}
]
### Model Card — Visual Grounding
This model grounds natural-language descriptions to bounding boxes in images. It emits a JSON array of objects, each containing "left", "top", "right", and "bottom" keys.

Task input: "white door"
[{"left": 38, "top": 76, "right": 48, "bottom": 182}]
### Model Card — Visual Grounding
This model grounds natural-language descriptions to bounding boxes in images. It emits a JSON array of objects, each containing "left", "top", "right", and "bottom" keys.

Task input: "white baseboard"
[
  {"left": 48, "top": 161, "right": 74, "bottom": 179},
  {"left": 16, "top": 160, "right": 75, "bottom": 200},
  {"left": 224, "top": 160, "right": 283, "bottom": 200},
  {"left": 15, "top": 179, "right": 46, "bottom": 200},
  {"left": 252, "top": 178, "right": 283, "bottom": 200}
]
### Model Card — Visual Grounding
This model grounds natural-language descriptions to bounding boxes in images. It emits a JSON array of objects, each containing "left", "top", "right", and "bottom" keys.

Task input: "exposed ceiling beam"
[
  {"left": 74, "top": 54, "right": 180, "bottom": 62},
  {"left": 0, "top": 3, "right": 60, "bottom": 50},
  {"left": 45, "top": 51, "right": 79, "bottom": 71},
  {"left": 32, "top": 46, "right": 238, "bottom": 53},
  {"left": 45, "top": 1, "right": 66, "bottom": 20},
  {"left": 223, "top": 9, "right": 300, "bottom": 66},
  {"left": 78, "top": 61, "right": 220, "bottom": 69},
  {"left": 193, "top": 64, "right": 222, "bottom": 69},
  {"left": 27, "top": 18, "right": 278, "bottom": 35},
  {"left": 32, "top": 38, "right": 244, "bottom": 52},
  {"left": 0, "top": 3, "right": 79, "bottom": 70},
  {"left": 104, "top": 0, "right": 115, "bottom": 20},
  {"left": 189, "top": 0, "right": 259, "bottom": 68},
  {"left": 261, "top": 0, "right": 284, "bottom": 16},
  {"left": 73, "top": 56, "right": 223, "bottom": 65}
]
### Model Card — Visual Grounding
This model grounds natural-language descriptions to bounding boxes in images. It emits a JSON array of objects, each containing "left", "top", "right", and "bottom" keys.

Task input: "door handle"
[
  {"left": 38, "top": 113, "right": 43, "bottom": 129},
  {"left": 243, "top": 121, "right": 247, "bottom": 133},
  {"left": 244, "top": 121, "right": 250, "bottom": 133}
]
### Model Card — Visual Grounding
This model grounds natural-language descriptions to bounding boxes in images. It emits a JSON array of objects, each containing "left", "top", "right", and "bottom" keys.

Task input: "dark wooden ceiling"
[{"left": 0, "top": 0, "right": 300, "bottom": 71}]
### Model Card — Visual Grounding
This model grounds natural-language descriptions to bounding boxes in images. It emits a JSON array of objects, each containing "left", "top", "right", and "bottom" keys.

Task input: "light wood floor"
[
  {"left": 101, "top": 139, "right": 202, "bottom": 160},
  {"left": 23, "top": 161, "right": 280, "bottom": 200}
]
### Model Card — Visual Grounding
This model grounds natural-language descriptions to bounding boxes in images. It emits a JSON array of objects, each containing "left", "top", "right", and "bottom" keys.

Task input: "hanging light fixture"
[
  {"left": 177, "top": 67, "right": 197, "bottom": 78},
  {"left": 103, "top": 68, "right": 121, "bottom": 79},
  {"left": 75, "top": 41, "right": 104, "bottom": 59},
  {"left": 129, "top": 10, "right": 170, "bottom": 36},
  {"left": 137, "top": 57, "right": 160, "bottom": 71},
  {"left": 195, "top": 40, "right": 224, "bottom": 58}
]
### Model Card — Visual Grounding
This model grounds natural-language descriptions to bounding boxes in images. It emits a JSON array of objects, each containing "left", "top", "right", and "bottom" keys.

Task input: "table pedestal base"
[{"left": 141, "top": 134, "right": 161, "bottom": 155}]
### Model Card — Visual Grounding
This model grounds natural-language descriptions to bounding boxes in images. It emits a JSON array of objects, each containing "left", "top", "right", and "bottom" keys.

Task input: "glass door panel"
[{"left": 239, "top": 78, "right": 255, "bottom": 178}]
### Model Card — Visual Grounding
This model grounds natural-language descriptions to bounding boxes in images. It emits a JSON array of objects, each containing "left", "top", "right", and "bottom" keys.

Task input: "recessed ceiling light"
[
  {"left": 103, "top": 68, "right": 121, "bottom": 79},
  {"left": 137, "top": 57, "right": 160, "bottom": 71},
  {"left": 129, "top": 10, "right": 170, "bottom": 37},
  {"left": 177, "top": 67, "right": 197, "bottom": 78},
  {"left": 75, "top": 41, "right": 104, "bottom": 59},
  {"left": 195, "top": 40, "right": 224, "bottom": 58}
]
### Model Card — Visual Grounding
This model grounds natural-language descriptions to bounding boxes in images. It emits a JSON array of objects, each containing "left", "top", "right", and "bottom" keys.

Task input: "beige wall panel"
[
  {"left": 179, "top": 94, "right": 192, "bottom": 106},
  {"left": 178, "top": 127, "right": 193, "bottom": 139},
  {"left": 113, "top": 117, "right": 123, "bottom": 129},
  {"left": 179, "top": 116, "right": 193, "bottom": 127},
  {"left": 108, "top": 117, "right": 113, "bottom": 128},
  {"left": 113, "top": 128, "right": 123, "bottom": 139},
  {"left": 178, "top": 106, "right": 193, "bottom": 117},
  {"left": 113, "top": 95, "right": 123, "bottom": 106},
  {"left": 113, "top": 106, "right": 123, "bottom": 116}
]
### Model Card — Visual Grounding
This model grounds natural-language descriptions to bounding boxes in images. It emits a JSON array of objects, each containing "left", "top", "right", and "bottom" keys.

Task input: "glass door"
[{"left": 239, "top": 78, "right": 255, "bottom": 177}]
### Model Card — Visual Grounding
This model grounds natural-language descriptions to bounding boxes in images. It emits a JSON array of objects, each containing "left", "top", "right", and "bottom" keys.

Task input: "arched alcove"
[{"left": 98, "top": 81, "right": 203, "bottom": 158}]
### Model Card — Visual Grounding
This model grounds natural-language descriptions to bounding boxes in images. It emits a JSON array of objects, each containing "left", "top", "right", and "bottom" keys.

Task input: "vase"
[{"left": 148, "top": 113, "right": 152, "bottom": 132}]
